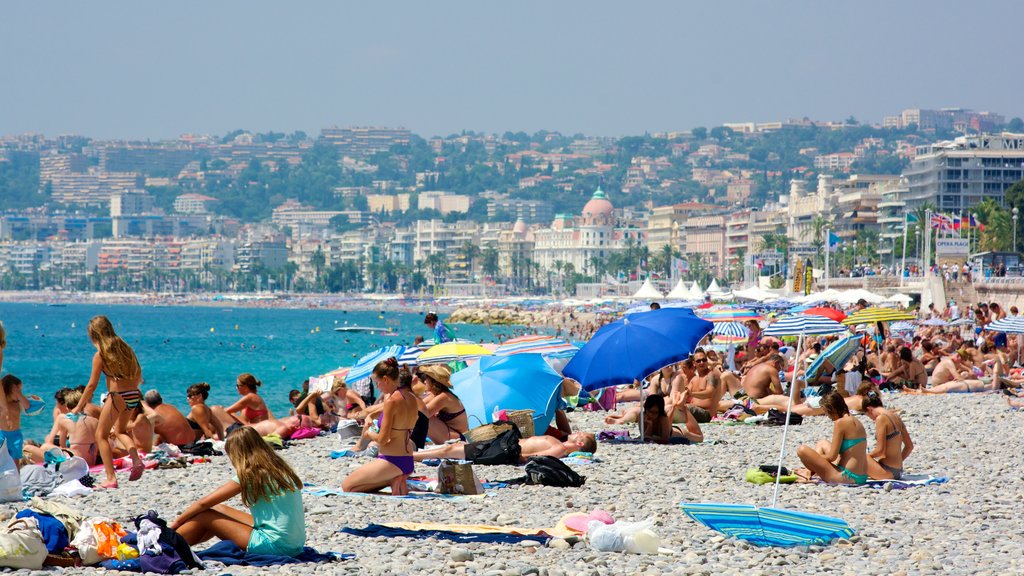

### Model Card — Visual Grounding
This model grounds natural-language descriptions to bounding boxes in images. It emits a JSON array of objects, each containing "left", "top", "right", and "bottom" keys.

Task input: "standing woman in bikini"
[
  {"left": 795, "top": 391, "right": 869, "bottom": 485},
  {"left": 342, "top": 358, "right": 418, "bottom": 494},
  {"left": 70, "top": 316, "right": 145, "bottom": 488}
]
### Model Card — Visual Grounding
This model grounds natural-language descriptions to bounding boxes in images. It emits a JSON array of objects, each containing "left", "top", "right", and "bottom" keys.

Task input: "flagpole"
[
  {"left": 825, "top": 228, "right": 831, "bottom": 290},
  {"left": 900, "top": 212, "right": 908, "bottom": 289}
]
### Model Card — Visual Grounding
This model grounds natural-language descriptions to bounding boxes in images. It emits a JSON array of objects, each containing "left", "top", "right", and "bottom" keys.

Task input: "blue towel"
[
  {"left": 15, "top": 510, "right": 68, "bottom": 554},
  {"left": 196, "top": 540, "right": 352, "bottom": 566},
  {"left": 340, "top": 524, "right": 551, "bottom": 545}
]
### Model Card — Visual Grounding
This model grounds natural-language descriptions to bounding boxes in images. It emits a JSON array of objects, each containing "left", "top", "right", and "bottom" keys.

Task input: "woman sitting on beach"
[
  {"left": 171, "top": 426, "right": 305, "bottom": 556},
  {"left": 418, "top": 365, "right": 469, "bottom": 443},
  {"left": 342, "top": 358, "right": 419, "bottom": 494},
  {"left": 70, "top": 315, "right": 145, "bottom": 489},
  {"left": 186, "top": 383, "right": 224, "bottom": 441},
  {"left": 861, "top": 390, "right": 913, "bottom": 480},
  {"left": 38, "top": 388, "right": 100, "bottom": 465},
  {"left": 213, "top": 373, "right": 273, "bottom": 427},
  {"left": 794, "top": 391, "right": 869, "bottom": 485},
  {"left": 635, "top": 393, "right": 702, "bottom": 444}
]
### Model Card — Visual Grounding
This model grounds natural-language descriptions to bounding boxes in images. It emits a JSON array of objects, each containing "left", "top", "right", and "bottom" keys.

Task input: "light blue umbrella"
[
  {"left": 804, "top": 334, "right": 861, "bottom": 383},
  {"left": 680, "top": 503, "right": 854, "bottom": 547},
  {"left": 452, "top": 354, "right": 563, "bottom": 434},
  {"left": 346, "top": 345, "right": 408, "bottom": 396}
]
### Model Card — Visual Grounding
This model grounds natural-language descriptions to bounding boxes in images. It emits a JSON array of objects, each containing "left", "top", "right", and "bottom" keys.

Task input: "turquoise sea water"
[{"left": 0, "top": 302, "right": 510, "bottom": 441}]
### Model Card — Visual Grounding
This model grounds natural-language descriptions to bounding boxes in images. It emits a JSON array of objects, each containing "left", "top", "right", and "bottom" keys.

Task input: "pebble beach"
[{"left": 13, "top": 391, "right": 1022, "bottom": 575}]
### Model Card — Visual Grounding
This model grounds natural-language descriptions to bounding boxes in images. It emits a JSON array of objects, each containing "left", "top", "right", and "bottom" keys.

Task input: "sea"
[{"left": 0, "top": 302, "right": 515, "bottom": 441}]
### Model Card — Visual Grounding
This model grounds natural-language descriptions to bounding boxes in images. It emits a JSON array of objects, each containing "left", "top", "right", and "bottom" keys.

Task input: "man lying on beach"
[
  {"left": 719, "top": 354, "right": 784, "bottom": 400},
  {"left": 413, "top": 432, "right": 597, "bottom": 465}
]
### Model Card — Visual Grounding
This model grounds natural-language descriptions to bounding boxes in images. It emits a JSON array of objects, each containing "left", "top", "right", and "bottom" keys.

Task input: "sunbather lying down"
[{"left": 413, "top": 432, "right": 597, "bottom": 465}]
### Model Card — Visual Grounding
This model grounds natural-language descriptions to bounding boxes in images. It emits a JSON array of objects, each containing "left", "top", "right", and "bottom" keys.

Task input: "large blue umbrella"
[
  {"left": 563, "top": 308, "right": 713, "bottom": 392},
  {"left": 680, "top": 503, "right": 854, "bottom": 547},
  {"left": 451, "top": 354, "right": 563, "bottom": 433}
]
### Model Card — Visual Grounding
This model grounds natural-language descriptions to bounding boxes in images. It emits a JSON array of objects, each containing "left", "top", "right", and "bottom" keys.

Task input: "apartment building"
[
  {"left": 902, "top": 133, "right": 1024, "bottom": 212},
  {"left": 319, "top": 126, "right": 411, "bottom": 159},
  {"left": 681, "top": 215, "right": 727, "bottom": 276},
  {"left": 174, "top": 193, "right": 217, "bottom": 214}
]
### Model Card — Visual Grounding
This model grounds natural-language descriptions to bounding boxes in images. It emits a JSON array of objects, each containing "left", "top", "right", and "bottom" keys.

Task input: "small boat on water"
[{"left": 334, "top": 326, "right": 398, "bottom": 336}]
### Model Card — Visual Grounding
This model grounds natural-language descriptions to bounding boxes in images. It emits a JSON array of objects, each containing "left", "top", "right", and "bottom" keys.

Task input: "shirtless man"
[
  {"left": 413, "top": 432, "right": 597, "bottom": 465},
  {"left": 885, "top": 348, "right": 927, "bottom": 389},
  {"left": 686, "top": 349, "right": 720, "bottom": 423},
  {"left": 721, "top": 354, "right": 784, "bottom": 400},
  {"left": 139, "top": 390, "right": 196, "bottom": 447}
]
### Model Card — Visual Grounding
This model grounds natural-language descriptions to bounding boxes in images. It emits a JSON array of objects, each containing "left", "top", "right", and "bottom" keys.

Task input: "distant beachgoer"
[
  {"left": 140, "top": 390, "right": 198, "bottom": 447},
  {"left": 650, "top": 302, "right": 661, "bottom": 310},
  {"left": 343, "top": 358, "right": 419, "bottom": 494},
  {"left": 424, "top": 313, "right": 453, "bottom": 344},
  {"left": 861, "top": 390, "right": 913, "bottom": 480},
  {"left": 795, "top": 392, "right": 868, "bottom": 485},
  {"left": 214, "top": 373, "right": 273, "bottom": 427},
  {"left": 70, "top": 315, "right": 145, "bottom": 489},
  {"left": 417, "top": 365, "right": 468, "bottom": 443},
  {"left": 186, "top": 383, "right": 224, "bottom": 441},
  {"left": 171, "top": 426, "right": 306, "bottom": 556},
  {"left": 414, "top": 431, "right": 598, "bottom": 464},
  {"left": 0, "top": 375, "right": 30, "bottom": 464},
  {"left": 43, "top": 387, "right": 73, "bottom": 446},
  {"left": 36, "top": 387, "right": 99, "bottom": 466}
]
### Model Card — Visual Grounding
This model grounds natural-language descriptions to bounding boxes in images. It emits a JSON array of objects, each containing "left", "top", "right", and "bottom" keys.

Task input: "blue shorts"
[{"left": 2, "top": 430, "right": 23, "bottom": 461}]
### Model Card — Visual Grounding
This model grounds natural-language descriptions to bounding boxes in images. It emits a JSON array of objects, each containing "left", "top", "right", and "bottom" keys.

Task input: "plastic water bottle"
[{"left": 492, "top": 405, "right": 501, "bottom": 423}]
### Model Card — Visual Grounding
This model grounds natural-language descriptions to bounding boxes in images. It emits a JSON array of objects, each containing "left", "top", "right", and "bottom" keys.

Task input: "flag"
[
  {"left": 970, "top": 214, "right": 985, "bottom": 231},
  {"left": 828, "top": 231, "right": 840, "bottom": 253},
  {"left": 906, "top": 213, "right": 919, "bottom": 223},
  {"left": 930, "top": 214, "right": 953, "bottom": 230}
]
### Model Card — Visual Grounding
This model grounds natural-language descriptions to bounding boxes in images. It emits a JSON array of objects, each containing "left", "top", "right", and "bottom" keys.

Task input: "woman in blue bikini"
[
  {"left": 795, "top": 391, "right": 869, "bottom": 485},
  {"left": 342, "top": 357, "right": 419, "bottom": 495}
]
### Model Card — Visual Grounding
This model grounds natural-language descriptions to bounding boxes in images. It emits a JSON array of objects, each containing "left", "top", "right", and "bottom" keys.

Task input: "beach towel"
[
  {"left": 562, "top": 451, "right": 601, "bottom": 466},
  {"left": 196, "top": 540, "right": 352, "bottom": 566},
  {"left": 340, "top": 523, "right": 553, "bottom": 545},
  {"left": 405, "top": 477, "right": 508, "bottom": 492},
  {"left": 851, "top": 473, "right": 949, "bottom": 490},
  {"left": 301, "top": 485, "right": 488, "bottom": 501}
]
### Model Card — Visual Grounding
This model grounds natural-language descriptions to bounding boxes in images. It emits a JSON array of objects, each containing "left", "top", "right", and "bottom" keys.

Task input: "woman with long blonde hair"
[
  {"left": 70, "top": 315, "right": 144, "bottom": 488},
  {"left": 170, "top": 426, "right": 306, "bottom": 556}
]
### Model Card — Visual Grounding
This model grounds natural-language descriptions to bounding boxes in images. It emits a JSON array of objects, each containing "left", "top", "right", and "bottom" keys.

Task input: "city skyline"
[{"left": 3, "top": 1, "right": 1023, "bottom": 140}]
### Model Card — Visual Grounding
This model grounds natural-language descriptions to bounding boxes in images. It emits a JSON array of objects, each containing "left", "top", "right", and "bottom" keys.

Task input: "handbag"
[{"left": 437, "top": 459, "right": 483, "bottom": 495}]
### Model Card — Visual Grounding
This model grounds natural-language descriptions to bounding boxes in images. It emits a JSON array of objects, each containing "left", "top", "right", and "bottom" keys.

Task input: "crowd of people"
[{"left": 0, "top": 296, "right": 1017, "bottom": 558}]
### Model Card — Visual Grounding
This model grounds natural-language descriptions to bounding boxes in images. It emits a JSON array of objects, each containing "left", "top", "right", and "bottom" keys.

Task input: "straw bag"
[
  {"left": 465, "top": 420, "right": 513, "bottom": 443},
  {"left": 437, "top": 459, "right": 483, "bottom": 495},
  {"left": 505, "top": 410, "right": 535, "bottom": 438}
]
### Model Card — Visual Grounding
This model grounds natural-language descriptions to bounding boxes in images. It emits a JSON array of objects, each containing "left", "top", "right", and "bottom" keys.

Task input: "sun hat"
[{"left": 417, "top": 365, "right": 452, "bottom": 388}]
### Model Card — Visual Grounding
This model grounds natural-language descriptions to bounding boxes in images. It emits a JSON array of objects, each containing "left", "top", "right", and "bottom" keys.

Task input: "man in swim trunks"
[
  {"left": 0, "top": 375, "right": 30, "bottom": 464},
  {"left": 140, "top": 390, "right": 198, "bottom": 447},
  {"left": 685, "top": 349, "right": 719, "bottom": 422},
  {"left": 413, "top": 432, "right": 597, "bottom": 465}
]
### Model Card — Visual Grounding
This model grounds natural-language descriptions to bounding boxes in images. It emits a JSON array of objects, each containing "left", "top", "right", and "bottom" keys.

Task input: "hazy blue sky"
[{"left": 3, "top": 1, "right": 1021, "bottom": 139}]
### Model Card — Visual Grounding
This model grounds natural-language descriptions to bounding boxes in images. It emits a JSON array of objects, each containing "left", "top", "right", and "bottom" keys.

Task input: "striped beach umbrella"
[
  {"left": 920, "top": 318, "right": 948, "bottom": 327},
  {"left": 950, "top": 317, "right": 975, "bottom": 327},
  {"left": 841, "top": 307, "right": 916, "bottom": 325},
  {"left": 711, "top": 322, "right": 749, "bottom": 345},
  {"left": 345, "top": 345, "right": 408, "bottom": 391},
  {"left": 680, "top": 503, "right": 854, "bottom": 547},
  {"left": 494, "top": 335, "right": 579, "bottom": 357},
  {"left": 763, "top": 316, "right": 849, "bottom": 338},
  {"left": 805, "top": 334, "right": 861, "bottom": 382},
  {"left": 984, "top": 316, "right": 1024, "bottom": 334},
  {"left": 417, "top": 342, "right": 494, "bottom": 366},
  {"left": 397, "top": 347, "right": 423, "bottom": 366},
  {"left": 890, "top": 321, "right": 916, "bottom": 333},
  {"left": 699, "top": 308, "right": 764, "bottom": 323}
]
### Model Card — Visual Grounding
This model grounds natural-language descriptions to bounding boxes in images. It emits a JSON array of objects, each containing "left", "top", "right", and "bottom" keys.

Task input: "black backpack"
[
  {"left": 472, "top": 424, "right": 523, "bottom": 465},
  {"left": 766, "top": 409, "right": 803, "bottom": 426},
  {"left": 524, "top": 456, "right": 586, "bottom": 487}
]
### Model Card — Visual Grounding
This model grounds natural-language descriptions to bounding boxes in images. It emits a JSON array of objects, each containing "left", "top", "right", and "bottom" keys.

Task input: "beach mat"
[
  {"left": 302, "top": 483, "right": 492, "bottom": 501},
  {"left": 340, "top": 523, "right": 553, "bottom": 544},
  {"left": 197, "top": 540, "right": 352, "bottom": 566},
  {"left": 855, "top": 473, "right": 949, "bottom": 490}
]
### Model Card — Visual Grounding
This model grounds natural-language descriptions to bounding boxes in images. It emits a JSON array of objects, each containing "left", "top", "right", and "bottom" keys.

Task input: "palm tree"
[
  {"left": 855, "top": 229, "right": 880, "bottom": 264},
  {"left": 660, "top": 244, "right": 680, "bottom": 280},
  {"left": 759, "top": 230, "right": 790, "bottom": 258},
  {"left": 980, "top": 207, "right": 1013, "bottom": 252},
  {"left": 460, "top": 240, "right": 482, "bottom": 282},
  {"left": 310, "top": 247, "right": 326, "bottom": 287},
  {"left": 481, "top": 246, "right": 500, "bottom": 280},
  {"left": 426, "top": 252, "right": 449, "bottom": 288},
  {"left": 801, "top": 215, "right": 830, "bottom": 267}
]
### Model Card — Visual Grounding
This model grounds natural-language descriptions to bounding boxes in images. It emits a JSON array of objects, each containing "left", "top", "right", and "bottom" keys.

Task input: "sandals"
[{"left": 128, "top": 458, "right": 145, "bottom": 482}]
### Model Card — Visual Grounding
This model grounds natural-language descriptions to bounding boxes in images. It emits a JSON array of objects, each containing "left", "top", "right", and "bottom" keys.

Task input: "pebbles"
[{"left": 15, "top": 393, "right": 1021, "bottom": 574}]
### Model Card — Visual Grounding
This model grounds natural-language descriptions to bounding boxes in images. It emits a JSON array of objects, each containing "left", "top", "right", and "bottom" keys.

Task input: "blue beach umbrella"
[
  {"left": 451, "top": 354, "right": 563, "bottom": 433},
  {"left": 680, "top": 503, "right": 854, "bottom": 548},
  {"left": 563, "top": 308, "right": 714, "bottom": 392},
  {"left": 345, "top": 345, "right": 408, "bottom": 396},
  {"left": 804, "top": 334, "right": 861, "bottom": 383}
]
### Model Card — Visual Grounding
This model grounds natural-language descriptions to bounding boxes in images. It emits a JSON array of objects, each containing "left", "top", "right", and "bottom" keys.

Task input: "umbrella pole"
[{"left": 770, "top": 332, "right": 804, "bottom": 508}]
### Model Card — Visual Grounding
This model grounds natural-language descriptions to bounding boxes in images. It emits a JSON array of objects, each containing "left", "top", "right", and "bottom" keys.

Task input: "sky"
[{"left": 2, "top": 1, "right": 1022, "bottom": 140}]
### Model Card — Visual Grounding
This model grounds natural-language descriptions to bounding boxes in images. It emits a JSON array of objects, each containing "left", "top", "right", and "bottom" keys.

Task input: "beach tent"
[
  {"left": 632, "top": 278, "right": 664, "bottom": 300},
  {"left": 666, "top": 279, "right": 690, "bottom": 300},
  {"left": 733, "top": 287, "right": 780, "bottom": 302},
  {"left": 688, "top": 282, "right": 704, "bottom": 300},
  {"left": 887, "top": 293, "right": 913, "bottom": 306},
  {"left": 706, "top": 279, "right": 722, "bottom": 294},
  {"left": 835, "top": 289, "right": 885, "bottom": 306}
]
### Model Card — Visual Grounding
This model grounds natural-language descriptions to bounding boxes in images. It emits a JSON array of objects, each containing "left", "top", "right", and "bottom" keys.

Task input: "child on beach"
[
  {"left": 0, "top": 375, "right": 30, "bottom": 464},
  {"left": 171, "top": 426, "right": 306, "bottom": 556},
  {"left": 71, "top": 315, "right": 145, "bottom": 488}
]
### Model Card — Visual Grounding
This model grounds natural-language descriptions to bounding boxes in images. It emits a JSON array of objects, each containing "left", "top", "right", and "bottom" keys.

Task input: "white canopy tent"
[
  {"left": 688, "top": 282, "right": 704, "bottom": 299},
  {"left": 835, "top": 289, "right": 886, "bottom": 306},
  {"left": 666, "top": 279, "right": 690, "bottom": 299},
  {"left": 706, "top": 279, "right": 722, "bottom": 293},
  {"left": 632, "top": 278, "right": 665, "bottom": 300},
  {"left": 733, "top": 287, "right": 781, "bottom": 302}
]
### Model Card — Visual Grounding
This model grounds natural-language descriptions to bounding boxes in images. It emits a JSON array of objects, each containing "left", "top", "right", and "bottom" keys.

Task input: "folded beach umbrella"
[
  {"left": 699, "top": 308, "right": 763, "bottom": 323},
  {"left": 841, "top": 307, "right": 915, "bottom": 325},
  {"left": 452, "top": 354, "right": 563, "bottom": 433},
  {"left": 800, "top": 307, "right": 846, "bottom": 323},
  {"left": 495, "top": 335, "right": 579, "bottom": 357},
  {"left": 346, "top": 345, "right": 408, "bottom": 385},
  {"left": 563, "top": 308, "right": 713, "bottom": 392},
  {"left": 418, "top": 342, "right": 494, "bottom": 366},
  {"left": 804, "top": 334, "right": 861, "bottom": 382},
  {"left": 680, "top": 503, "right": 854, "bottom": 548}
]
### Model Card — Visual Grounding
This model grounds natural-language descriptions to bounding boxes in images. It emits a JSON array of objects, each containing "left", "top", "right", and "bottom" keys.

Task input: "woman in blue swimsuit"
[{"left": 795, "top": 391, "right": 869, "bottom": 485}]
